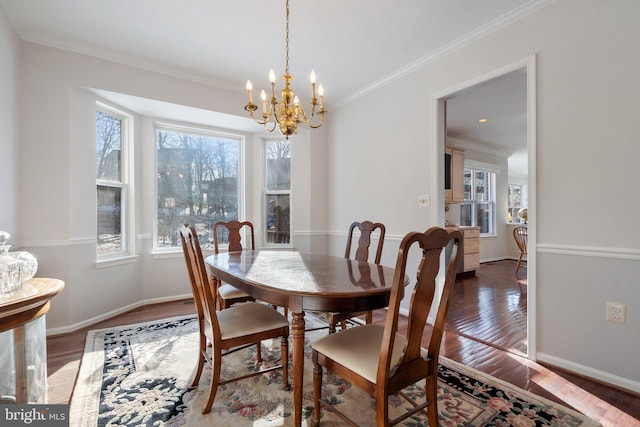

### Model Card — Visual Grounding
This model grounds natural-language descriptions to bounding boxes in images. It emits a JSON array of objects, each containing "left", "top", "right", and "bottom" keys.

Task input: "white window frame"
[
  {"left": 263, "top": 137, "right": 292, "bottom": 248},
  {"left": 152, "top": 122, "right": 245, "bottom": 254},
  {"left": 461, "top": 163, "right": 497, "bottom": 237},
  {"left": 95, "top": 102, "right": 134, "bottom": 262}
]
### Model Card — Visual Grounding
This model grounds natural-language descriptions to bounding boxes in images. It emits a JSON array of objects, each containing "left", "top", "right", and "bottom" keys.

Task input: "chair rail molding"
[{"left": 537, "top": 243, "right": 640, "bottom": 261}]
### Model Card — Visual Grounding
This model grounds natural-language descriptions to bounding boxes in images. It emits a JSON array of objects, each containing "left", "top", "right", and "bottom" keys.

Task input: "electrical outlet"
[{"left": 606, "top": 301, "right": 626, "bottom": 324}]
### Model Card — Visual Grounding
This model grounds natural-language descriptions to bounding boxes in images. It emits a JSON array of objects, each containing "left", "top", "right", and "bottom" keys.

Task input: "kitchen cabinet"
[
  {"left": 447, "top": 226, "right": 480, "bottom": 275},
  {"left": 445, "top": 146, "right": 464, "bottom": 203},
  {"left": 461, "top": 227, "right": 480, "bottom": 274}
]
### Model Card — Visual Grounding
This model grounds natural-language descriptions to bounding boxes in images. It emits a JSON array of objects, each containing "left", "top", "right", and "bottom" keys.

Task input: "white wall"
[
  {"left": 0, "top": 7, "right": 18, "bottom": 237},
  {"left": 326, "top": 0, "right": 640, "bottom": 391}
]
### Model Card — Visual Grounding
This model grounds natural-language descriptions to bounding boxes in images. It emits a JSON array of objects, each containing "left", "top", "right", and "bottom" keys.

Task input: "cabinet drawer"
[
  {"left": 464, "top": 238, "right": 480, "bottom": 254},
  {"left": 463, "top": 228, "right": 480, "bottom": 239},
  {"left": 464, "top": 253, "right": 480, "bottom": 271}
]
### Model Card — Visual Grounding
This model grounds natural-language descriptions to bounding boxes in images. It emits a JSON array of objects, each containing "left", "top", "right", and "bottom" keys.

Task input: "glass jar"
[{"left": 0, "top": 244, "right": 23, "bottom": 295}]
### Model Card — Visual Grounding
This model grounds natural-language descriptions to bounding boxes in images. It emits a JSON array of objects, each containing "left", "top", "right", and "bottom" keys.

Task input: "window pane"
[
  {"left": 266, "top": 140, "right": 291, "bottom": 191},
  {"left": 97, "top": 185, "right": 122, "bottom": 255},
  {"left": 475, "top": 171, "right": 489, "bottom": 202},
  {"left": 266, "top": 194, "right": 290, "bottom": 243},
  {"left": 96, "top": 111, "right": 121, "bottom": 181},
  {"left": 156, "top": 128, "right": 239, "bottom": 249},
  {"left": 476, "top": 202, "right": 493, "bottom": 234},
  {"left": 460, "top": 203, "right": 473, "bottom": 226},
  {"left": 463, "top": 169, "right": 473, "bottom": 200}
]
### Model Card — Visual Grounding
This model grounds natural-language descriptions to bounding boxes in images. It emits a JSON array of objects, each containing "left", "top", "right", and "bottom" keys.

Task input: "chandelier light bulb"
[{"left": 310, "top": 70, "right": 316, "bottom": 84}]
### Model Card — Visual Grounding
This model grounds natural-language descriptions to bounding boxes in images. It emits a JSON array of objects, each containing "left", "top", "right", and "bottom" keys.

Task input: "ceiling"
[{"left": 1, "top": 0, "right": 535, "bottom": 172}]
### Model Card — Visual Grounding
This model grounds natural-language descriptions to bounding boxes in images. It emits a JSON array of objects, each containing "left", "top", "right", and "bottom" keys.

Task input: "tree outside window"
[
  {"left": 265, "top": 140, "right": 291, "bottom": 244},
  {"left": 96, "top": 108, "right": 127, "bottom": 257},
  {"left": 155, "top": 127, "right": 240, "bottom": 250}
]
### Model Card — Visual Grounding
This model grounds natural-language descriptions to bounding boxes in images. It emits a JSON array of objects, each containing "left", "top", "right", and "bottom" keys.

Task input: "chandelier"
[{"left": 244, "top": 0, "right": 325, "bottom": 139}]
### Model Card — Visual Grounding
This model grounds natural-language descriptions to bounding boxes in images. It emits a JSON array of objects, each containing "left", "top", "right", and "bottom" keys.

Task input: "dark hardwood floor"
[{"left": 47, "top": 260, "right": 640, "bottom": 426}]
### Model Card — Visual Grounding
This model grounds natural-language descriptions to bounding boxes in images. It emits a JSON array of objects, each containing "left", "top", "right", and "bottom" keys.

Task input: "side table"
[{"left": 0, "top": 278, "right": 64, "bottom": 403}]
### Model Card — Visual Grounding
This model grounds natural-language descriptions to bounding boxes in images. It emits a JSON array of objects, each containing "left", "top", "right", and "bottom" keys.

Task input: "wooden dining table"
[{"left": 205, "top": 250, "right": 403, "bottom": 427}]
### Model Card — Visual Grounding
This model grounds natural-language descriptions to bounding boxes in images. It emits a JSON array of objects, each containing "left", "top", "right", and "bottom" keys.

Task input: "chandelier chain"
[{"left": 285, "top": 0, "right": 289, "bottom": 75}]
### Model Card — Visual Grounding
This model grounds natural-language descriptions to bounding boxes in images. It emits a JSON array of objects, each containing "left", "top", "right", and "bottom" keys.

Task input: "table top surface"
[{"left": 205, "top": 250, "right": 399, "bottom": 298}]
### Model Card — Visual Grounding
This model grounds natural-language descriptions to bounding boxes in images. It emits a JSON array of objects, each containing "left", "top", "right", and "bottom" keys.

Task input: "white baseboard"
[
  {"left": 537, "top": 352, "right": 640, "bottom": 394},
  {"left": 46, "top": 293, "right": 193, "bottom": 336}
]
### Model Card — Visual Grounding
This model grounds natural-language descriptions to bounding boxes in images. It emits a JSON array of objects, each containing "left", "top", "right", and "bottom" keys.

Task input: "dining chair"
[
  {"left": 212, "top": 220, "right": 257, "bottom": 310},
  {"left": 179, "top": 224, "right": 290, "bottom": 414},
  {"left": 513, "top": 226, "right": 528, "bottom": 275},
  {"left": 311, "top": 227, "right": 463, "bottom": 427},
  {"left": 325, "top": 220, "right": 386, "bottom": 333}
]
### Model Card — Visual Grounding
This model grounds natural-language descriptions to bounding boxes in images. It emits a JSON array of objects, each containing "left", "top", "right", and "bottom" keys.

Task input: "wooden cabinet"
[
  {"left": 445, "top": 146, "right": 464, "bottom": 203},
  {"left": 448, "top": 226, "right": 480, "bottom": 275},
  {"left": 461, "top": 227, "right": 480, "bottom": 273}
]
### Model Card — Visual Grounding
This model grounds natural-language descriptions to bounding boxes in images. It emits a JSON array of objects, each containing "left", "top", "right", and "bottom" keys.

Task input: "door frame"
[{"left": 431, "top": 55, "right": 537, "bottom": 359}]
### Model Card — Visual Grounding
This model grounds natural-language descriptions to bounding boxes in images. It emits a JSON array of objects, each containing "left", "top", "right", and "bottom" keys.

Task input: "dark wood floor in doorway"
[{"left": 446, "top": 259, "right": 528, "bottom": 355}]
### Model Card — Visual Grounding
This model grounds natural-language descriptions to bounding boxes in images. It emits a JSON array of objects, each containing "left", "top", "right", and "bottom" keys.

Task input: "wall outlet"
[
  {"left": 418, "top": 194, "right": 430, "bottom": 207},
  {"left": 606, "top": 301, "right": 626, "bottom": 324}
]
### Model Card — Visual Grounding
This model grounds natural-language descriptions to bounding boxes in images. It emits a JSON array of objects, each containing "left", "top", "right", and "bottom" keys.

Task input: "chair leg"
[
  {"left": 203, "top": 349, "right": 222, "bottom": 414},
  {"left": 191, "top": 332, "right": 206, "bottom": 388},
  {"left": 425, "top": 376, "right": 438, "bottom": 427},
  {"left": 375, "top": 391, "right": 390, "bottom": 427},
  {"left": 515, "top": 254, "right": 522, "bottom": 275},
  {"left": 365, "top": 310, "right": 373, "bottom": 324},
  {"left": 340, "top": 320, "right": 348, "bottom": 331},
  {"left": 312, "top": 362, "right": 323, "bottom": 427},
  {"left": 256, "top": 342, "right": 262, "bottom": 364},
  {"left": 328, "top": 322, "right": 337, "bottom": 334},
  {"left": 281, "top": 336, "right": 291, "bottom": 391}
]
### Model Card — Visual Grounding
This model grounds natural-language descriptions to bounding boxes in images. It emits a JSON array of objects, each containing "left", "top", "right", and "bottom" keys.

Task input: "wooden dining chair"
[
  {"left": 325, "top": 220, "right": 386, "bottom": 333},
  {"left": 311, "top": 227, "right": 463, "bottom": 427},
  {"left": 212, "top": 220, "right": 257, "bottom": 309},
  {"left": 513, "top": 226, "right": 528, "bottom": 275},
  {"left": 179, "top": 224, "right": 290, "bottom": 414}
]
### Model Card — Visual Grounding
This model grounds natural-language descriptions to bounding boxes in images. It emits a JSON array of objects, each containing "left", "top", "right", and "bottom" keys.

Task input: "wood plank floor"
[{"left": 46, "top": 260, "right": 640, "bottom": 426}]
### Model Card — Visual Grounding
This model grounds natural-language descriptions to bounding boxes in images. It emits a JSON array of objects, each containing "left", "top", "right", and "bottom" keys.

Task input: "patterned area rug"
[{"left": 70, "top": 314, "right": 600, "bottom": 426}]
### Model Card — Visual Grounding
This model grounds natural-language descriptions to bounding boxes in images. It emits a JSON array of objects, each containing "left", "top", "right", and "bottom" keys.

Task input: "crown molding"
[
  {"left": 19, "top": 31, "right": 242, "bottom": 94},
  {"left": 335, "top": 0, "right": 558, "bottom": 109}
]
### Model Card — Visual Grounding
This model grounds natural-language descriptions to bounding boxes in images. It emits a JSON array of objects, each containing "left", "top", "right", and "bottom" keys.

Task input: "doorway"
[{"left": 435, "top": 57, "right": 536, "bottom": 357}]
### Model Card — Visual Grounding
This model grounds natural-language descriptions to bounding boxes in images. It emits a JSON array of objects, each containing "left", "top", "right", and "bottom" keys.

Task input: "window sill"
[{"left": 96, "top": 255, "right": 139, "bottom": 269}]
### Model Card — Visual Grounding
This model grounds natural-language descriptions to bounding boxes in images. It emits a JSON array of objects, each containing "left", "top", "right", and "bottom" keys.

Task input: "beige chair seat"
[
  {"left": 312, "top": 324, "right": 405, "bottom": 383},
  {"left": 218, "top": 283, "right": 252, "bottom": 301},
  {"left": 208, "top": 302, "right": 290, "bottom": 341}
]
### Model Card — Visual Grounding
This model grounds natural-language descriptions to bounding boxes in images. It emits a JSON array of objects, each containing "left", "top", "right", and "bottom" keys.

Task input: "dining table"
[{"left": 205, "top": 249, "right": 404, "bottom": 427}]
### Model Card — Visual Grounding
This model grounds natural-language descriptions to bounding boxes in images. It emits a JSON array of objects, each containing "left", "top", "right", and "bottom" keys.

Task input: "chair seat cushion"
[
  {"left": 311, "top": 324, "right": 405, "bottom": 383},
  {"left": 217, "top": 302, "right": 289, "bottom": 340},
  {"left": 218, "top": 283, "right": 251, "bottom": 300}
]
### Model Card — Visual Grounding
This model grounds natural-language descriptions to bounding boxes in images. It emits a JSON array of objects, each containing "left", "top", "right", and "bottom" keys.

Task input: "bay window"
[{"left": 155, "top": 125, "right": 241, "bottom": 250}]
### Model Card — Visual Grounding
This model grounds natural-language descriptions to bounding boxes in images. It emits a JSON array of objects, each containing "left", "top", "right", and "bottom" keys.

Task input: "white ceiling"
[{"left": 1, "top": 0, "right": 536, "bottom": 173}]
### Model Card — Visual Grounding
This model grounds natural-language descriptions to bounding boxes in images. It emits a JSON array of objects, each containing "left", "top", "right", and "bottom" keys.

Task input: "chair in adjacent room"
[
  {"left": 311, "top": 227, "right": 463, "bottom": 427},
  {"left": 179, "top": 224, "right": 290, "bottom": 414},
  {"left": 513, "top": 226, "right": 528, "bottom": 275},
  {"left": 212, "top": 220, "right": 257, "bottom": 310},
  {"left": 325, "top": 220, "right": 386, "bottom": 333}
]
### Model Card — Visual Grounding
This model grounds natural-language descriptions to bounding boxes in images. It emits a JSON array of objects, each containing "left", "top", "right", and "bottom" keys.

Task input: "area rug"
[{"left": 69, "top": 314, "right": 600, "bottom": 426}]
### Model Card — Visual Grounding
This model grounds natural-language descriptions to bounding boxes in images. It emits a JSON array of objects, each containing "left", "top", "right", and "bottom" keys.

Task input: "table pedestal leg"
[{"left": 291, "top": 311, "right": 305, "bottom": 427}]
